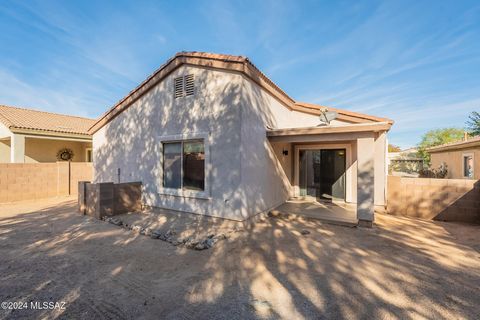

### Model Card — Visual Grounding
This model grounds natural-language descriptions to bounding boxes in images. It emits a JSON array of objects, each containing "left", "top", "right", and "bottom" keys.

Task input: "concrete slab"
[{"left": 273, "top": 199, "right": 358, "bottom": 226}]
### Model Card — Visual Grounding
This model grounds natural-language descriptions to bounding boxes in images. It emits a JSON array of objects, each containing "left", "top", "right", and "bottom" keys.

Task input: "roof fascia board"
[
  {"left": 10, "top": 128, "right": 91, "bottom": 140},
  {"left": 267, "top": 122, "right": 392, "bottom": 137},
  {"left": 428, "top": 140, "right": 480, "bottom": 153}
]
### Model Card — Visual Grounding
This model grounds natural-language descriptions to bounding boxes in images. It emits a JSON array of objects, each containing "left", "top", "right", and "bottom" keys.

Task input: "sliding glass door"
[{"left": 299, "top": 149, "right": 346, "bottom": 201}]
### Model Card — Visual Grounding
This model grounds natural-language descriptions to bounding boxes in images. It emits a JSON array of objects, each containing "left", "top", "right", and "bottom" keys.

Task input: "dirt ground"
[{"left": 0, "top": 197, "right": 479, "bottom": 320}]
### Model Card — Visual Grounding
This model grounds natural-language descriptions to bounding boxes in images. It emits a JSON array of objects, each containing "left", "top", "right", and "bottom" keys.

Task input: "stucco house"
[
  {"left": 89, "top": 52, "right": 393, "bottom": 226},
  {"left": 428, "top": 136, "right": 479, "bottom": 179},
  {"left": 0, "top": 105, "right": 94, "bottom": 163}
]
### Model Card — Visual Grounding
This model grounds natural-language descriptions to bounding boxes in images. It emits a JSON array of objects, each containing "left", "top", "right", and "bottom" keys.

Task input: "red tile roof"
[{"left": 0, "top": 105, "right": 95, "bottom": 136}]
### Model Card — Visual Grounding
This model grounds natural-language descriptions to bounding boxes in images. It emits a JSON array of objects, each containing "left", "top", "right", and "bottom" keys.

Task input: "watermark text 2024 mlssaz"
[{"left": 1, "top": 301, "right": 66, "bottom": 310}]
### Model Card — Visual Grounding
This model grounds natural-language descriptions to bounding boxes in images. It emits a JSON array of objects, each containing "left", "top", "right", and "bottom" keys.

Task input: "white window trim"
[
  {"left": 158, "top": 132, "right": 211, "bottom": 199},
  {"left": 462, "top": 152, "right": 474, "bottom": 179}
]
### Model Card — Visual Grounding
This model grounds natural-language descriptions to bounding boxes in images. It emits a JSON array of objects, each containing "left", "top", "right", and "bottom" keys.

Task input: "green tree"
[
  {"left": 466, "top": 111, "right": 480, "bottom": 136},
  {"left": 417, "top": 128, "right": 464, "bottom": 164},
  {"left": 388, "top": 144, "right": 401, "bottom": 152}
]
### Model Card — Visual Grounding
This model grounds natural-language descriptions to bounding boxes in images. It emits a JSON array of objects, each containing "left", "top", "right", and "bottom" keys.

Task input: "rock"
[
  {"left": 132, "top": 225, "right": 142, "bottom": 233},
  {"left": 144, "top": 228, "right": 152, "bottom": 236},
  {"left": 194, "top": 242, "right": 208, "bottom": 250},
  {"left": 205, "top": 238, "right": 215, "bottom": 248},
  {"left": 171, "top": 240, "right": 181, "bottom": 246},
  {"left": 108, "top": 218, "right": 122, "bottom": 226},
  {"left": 185, "top": 239, "right": 199, "bottom": 249},
  {"left": 151, "top": 230, "right": 163, "bottom": 239},
  {"left": 300, "top": 229, "right": 310, "bottom": 235},
  {"left": 165, "top": 229, "right": 176, "bottom": 237},
  {"left": 213, "top": 233, "right": 227, "bottom": 240},
  {"left": 158, "top": 234, "right": 168, "bottom": 241}
]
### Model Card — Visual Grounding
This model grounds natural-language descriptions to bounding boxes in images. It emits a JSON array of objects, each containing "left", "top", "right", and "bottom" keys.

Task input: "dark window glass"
[
  {"left": 183, "top": 140, "right": 205, "bottom": 190},
  {"left": 464, "top": 156, "right": 473, "bottom": 178},
  {"left": 163, "top": 142, "right": 182, "bottom": 189}
]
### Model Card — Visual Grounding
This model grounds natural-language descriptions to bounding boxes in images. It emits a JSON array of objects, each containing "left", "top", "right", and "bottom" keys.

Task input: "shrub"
[{"left": 419, "top": 163, "right": 448, "bottom": 178}]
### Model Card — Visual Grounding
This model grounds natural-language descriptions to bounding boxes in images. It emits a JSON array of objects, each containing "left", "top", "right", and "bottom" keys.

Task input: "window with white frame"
[
  {"left": 163, "top": 140, "right": 205, "bottom": 190},
  {"left": 463, "top": 153, "right": 474, "bottom": 178}
]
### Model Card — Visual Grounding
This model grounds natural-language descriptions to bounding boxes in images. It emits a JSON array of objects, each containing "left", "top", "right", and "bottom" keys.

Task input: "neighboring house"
[
  {"left": 0, "top": 105, "right": 94, "bottom": 163},
  {"left": 428, "top": 136, "right": 480, "bottom": 179},
  {"left": 388, "top": 147, "right": 424, "bottom": 176},
  {"left": 89, "top": 52, "right": 393, "bottom": 225}
]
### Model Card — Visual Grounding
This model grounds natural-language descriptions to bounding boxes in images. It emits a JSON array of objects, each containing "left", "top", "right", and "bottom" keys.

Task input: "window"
[
  {"left": 463, "top": 154, "right": 474, "bottom": 178},
  {"left": 85, "top": 148, "right": 93, "bottom": 162},
  {"left": 173, "top": 74, "right": 194, "bottom": 98},
  {"left": 163, "top": 140, "right": 205, "bottom": 191},
  {"left": 163, "top": 143, "right": 182, "bottom": 188}
]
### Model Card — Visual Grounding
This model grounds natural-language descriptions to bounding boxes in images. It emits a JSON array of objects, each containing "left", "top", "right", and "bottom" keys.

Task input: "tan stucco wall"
[
  {"left": 0, "top": 139, "right": 10, "bottom": 162},
  {"left": 0, "top": 137, "right": 92, "bottom": 163},
  {"left": 0, "top": 122, "right": 11, "bottom": 138},
  {"left": 430, "top": 147, "right": 480, "bottom": 179},
  {"left": 271, "top": 142, "right": 293, "bottom": 184},
  {"left": 25, "top": 138, "right": 91, "bottom": 163}
]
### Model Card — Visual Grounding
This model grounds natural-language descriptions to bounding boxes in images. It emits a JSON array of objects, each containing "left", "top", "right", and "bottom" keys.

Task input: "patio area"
[{"left": 272, "top": 199, "right": 358, "bottom": 226}]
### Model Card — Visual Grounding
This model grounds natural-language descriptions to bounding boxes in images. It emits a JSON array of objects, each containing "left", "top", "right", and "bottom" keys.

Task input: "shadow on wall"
[
  {"left": 1, "top": 199, "right": 479, "bottom": 319},
  {"left": 93, "top": 66, "right": 291, "bottom": 220},
  {"left": 387, "top": 176, "right": 480, "bottom": 224}
]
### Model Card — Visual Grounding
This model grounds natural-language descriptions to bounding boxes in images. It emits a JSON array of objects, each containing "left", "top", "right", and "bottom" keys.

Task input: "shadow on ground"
[{"left": 0, "top": 198, "right": 479, "bottom": 319}]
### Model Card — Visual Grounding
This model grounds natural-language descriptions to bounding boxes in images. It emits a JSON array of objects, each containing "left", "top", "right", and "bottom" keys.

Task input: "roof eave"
[
  {"left": 267, "top": 122, "right": 392, "bottom": 137},
  {"left": 10, "top": 127, "right": 92, "bottom": 139},
  {"left": 427, "top": 140, "right": 480, "bottom": 153}
]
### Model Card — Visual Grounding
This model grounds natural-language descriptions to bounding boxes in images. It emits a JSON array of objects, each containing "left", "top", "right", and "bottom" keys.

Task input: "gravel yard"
[{"left": 1, "top": 197, "right": 479, "bottom": 319}]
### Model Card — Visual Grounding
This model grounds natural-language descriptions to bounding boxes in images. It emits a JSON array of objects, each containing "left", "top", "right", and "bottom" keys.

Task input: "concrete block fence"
[
  {"left": 387, "top": 175, "right": 480, "bottom": 223},
  {"left": 0, "top": 162, "right": 93, "bottom": 203}
]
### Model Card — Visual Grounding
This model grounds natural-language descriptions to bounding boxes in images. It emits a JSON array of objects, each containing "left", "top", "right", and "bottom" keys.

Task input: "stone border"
[{"left": 102, "top": 216, "right": 230, "bottom": 250}]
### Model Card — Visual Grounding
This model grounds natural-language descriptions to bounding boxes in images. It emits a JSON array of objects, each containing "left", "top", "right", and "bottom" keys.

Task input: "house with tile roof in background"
[
  {"left": 89, "top": 51, "right": 394, "bottom": 227},
  {"left": 0, "top": 105, "right": 95, "bottom": 163}
]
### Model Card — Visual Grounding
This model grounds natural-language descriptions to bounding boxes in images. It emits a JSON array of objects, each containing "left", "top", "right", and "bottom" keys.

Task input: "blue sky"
[{"left": 0, "top": 0, "right": 479, "bottom": 148}]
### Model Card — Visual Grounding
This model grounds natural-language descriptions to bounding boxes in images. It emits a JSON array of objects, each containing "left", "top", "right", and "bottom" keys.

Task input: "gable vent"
[
  {"left": 185, "top": 74, "right": 195, "bottom": 96},
  {"left": 174, "top": 76, "right": 184, "bottom": 98}
]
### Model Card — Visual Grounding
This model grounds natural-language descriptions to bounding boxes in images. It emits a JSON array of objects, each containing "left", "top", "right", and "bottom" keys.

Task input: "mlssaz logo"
[{"left": 30, "top": 301, "right": 66, "bottom": 310}]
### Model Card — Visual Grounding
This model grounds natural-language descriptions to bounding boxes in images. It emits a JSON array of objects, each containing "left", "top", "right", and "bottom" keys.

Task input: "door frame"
[{"left": 294, "top": 143, "right": 353, "bottom": 203}]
